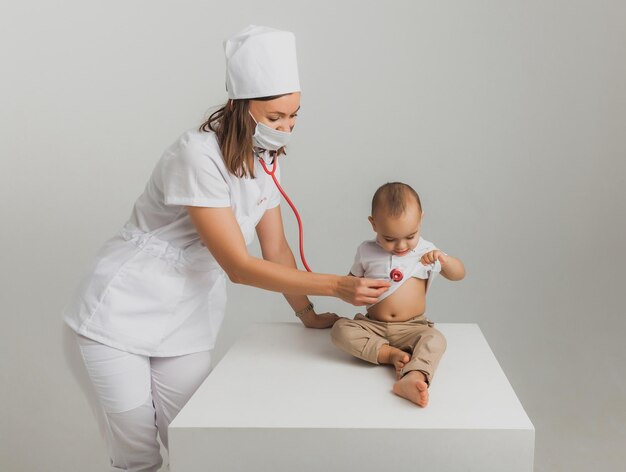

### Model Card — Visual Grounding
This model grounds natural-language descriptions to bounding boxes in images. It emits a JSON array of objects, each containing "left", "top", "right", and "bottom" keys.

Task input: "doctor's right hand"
[{"left": 336, "top": 276, "right": 390, "bottom": 306}]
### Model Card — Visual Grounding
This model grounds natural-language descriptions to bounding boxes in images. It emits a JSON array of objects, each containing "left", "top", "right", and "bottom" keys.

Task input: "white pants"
[{"left": 63, "top": 325, "right": 213, "bottom": 472}]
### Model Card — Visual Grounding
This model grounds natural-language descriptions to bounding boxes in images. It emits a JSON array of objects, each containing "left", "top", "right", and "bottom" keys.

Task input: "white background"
[{"left": 1, "top": 1, "right": 624, "bottom": 471}]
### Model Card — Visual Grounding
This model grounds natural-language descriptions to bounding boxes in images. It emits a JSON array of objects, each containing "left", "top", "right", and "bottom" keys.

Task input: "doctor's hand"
[
  {"left": 299, "top": 310, "right": 340, "bottom": 329},
  {"left": 336, "top": 276, "right": 391, "bottom": 306}
]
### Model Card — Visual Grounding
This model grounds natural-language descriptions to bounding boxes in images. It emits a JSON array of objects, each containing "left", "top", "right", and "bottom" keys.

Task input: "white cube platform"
[{"left": 169, "top": 322, "right": 534, "bottom": 472}]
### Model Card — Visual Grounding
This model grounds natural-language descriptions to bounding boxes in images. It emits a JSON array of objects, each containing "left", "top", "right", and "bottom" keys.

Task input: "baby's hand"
[{"left": 421, "top": 250, "right": 446, "bottom": 266}]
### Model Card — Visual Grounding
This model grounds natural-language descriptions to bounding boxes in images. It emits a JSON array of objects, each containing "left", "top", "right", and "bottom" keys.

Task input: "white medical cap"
[{"left": 224, "top": 25, "right": 301, "bottom": 99}]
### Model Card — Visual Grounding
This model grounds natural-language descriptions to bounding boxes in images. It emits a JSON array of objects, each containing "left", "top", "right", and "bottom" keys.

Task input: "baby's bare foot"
[
  {"left": 389, "top": 350, "right": 410, "bottom": 379},
  {"left": 378, "top": 345, "right": 410, "bottom": 379},
  {"left": 393, "top": 371, "right": 429, "bottom": 407}
]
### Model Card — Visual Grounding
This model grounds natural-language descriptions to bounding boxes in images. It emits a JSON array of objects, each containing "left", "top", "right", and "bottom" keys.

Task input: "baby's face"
[{"left": 369, "top": 202, "right": 422, "bottom": 256}]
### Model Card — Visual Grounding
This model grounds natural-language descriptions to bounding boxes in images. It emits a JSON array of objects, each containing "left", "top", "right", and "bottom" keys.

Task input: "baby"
[{"left": 331, "top": 182, "right": 465, "bottom": 407}]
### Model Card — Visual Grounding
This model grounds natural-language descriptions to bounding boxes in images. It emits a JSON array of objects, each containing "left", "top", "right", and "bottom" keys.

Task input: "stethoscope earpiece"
[{"left": 254, "top": 147, "right": 275, "bottom": 164}]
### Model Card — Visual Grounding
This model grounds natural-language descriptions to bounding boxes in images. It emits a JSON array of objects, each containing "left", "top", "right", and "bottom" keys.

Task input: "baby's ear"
[{"left": 368, "top": 216, "right": 376, "bottom": 231}]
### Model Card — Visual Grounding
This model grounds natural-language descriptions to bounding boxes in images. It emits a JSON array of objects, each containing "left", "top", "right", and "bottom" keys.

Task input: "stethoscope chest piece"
[{"left": 390, "top": 268, "right": 404, "bottom": 282}]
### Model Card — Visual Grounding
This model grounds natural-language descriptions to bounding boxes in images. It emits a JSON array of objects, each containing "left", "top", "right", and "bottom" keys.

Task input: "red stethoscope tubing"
[{"left": 259, "top": 157, "right": 313, "bottom": 272}]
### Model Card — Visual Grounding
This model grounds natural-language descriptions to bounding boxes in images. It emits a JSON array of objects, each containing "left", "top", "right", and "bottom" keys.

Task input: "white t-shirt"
[
  {"left": 350, "top": 237, "right": 442, "bottom": 308},
  {"left": 63, "top": 128, "right": 282, "bottom": 356}
]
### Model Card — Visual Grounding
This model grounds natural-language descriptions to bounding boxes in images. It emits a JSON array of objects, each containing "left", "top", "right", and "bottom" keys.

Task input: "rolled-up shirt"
[{"left": 350, "top": 237, "right": 442, "bottom": 308}]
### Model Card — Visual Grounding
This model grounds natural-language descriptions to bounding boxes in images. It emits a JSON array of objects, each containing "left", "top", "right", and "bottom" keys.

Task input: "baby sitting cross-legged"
[{"left": 331, "top": 182, "right": 465, "bottom": 407}]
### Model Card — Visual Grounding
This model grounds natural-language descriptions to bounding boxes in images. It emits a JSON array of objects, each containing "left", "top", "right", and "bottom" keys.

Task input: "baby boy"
[{"left": 331, "top": 182, "right": 465, "bottom": 407}]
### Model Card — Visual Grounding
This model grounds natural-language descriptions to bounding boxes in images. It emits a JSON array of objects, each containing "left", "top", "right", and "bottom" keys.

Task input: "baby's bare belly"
[{"left": 367, "top": 277, "right": 427, "bottom": 322}]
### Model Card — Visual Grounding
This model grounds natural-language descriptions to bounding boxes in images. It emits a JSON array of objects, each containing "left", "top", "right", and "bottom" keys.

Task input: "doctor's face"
[
  {"left": 248, "top": 92, "right": 301, "bottom": 132},
  {"left": 369, "top": 200, "right": 423, "bottom": 256}
]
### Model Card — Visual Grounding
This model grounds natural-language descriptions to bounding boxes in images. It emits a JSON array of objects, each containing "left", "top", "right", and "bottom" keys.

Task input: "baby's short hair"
[{"left": 371, "top": 182, "right": 422, "bottom": 217}]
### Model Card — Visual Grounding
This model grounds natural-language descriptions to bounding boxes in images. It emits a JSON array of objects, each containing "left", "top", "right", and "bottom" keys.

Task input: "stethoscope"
[
  {"left": 256, "top": 149, "right": 313, "bottom": 272},
  {"left": 257, "top": 148, "right": 408, "bottom": 282},
  {"left": 390, "top": 267, "right": 403, "bottom": 282},
  {"left": 388, "top": 252, "right": 406, "bottom": 282}
]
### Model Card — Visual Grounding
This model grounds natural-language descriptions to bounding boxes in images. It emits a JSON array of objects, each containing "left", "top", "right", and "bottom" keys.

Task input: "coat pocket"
[{"left": 92, "top": 249, "right": 187, "bottom": 348}]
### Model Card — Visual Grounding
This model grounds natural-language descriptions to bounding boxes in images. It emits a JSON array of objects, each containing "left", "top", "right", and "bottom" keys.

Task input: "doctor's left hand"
[{"left": 299, "top": 311, "right": 340, "bottom": 329}]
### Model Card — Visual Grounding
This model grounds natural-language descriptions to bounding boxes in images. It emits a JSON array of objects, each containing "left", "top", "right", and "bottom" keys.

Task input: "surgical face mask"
[{"left": 249, "top": 111, "right": 293, "bottom": 151}]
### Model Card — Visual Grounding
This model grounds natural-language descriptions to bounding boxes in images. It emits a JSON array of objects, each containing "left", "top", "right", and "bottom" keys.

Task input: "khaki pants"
[{"left": 331, "top": 314, "right": 447, "bottom": 385}]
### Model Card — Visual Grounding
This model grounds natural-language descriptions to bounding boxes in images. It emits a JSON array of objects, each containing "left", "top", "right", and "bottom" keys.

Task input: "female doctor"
[{"left": 63, "top": 25, "right": 389, "bottom": 472}]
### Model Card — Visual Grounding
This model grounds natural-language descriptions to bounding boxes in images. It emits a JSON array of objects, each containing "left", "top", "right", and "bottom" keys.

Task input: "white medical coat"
[{"left": 63, "top": 128, "right": 281, "bottom": 356}]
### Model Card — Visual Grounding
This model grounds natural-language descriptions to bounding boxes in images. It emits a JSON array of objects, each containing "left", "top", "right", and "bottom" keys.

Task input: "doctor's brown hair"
[
  {"left": 371, "top": 182, "right": 422, "bottom": 218},
  {"left": 199, "top": 96, "right": 287, "bottom": 179}
]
